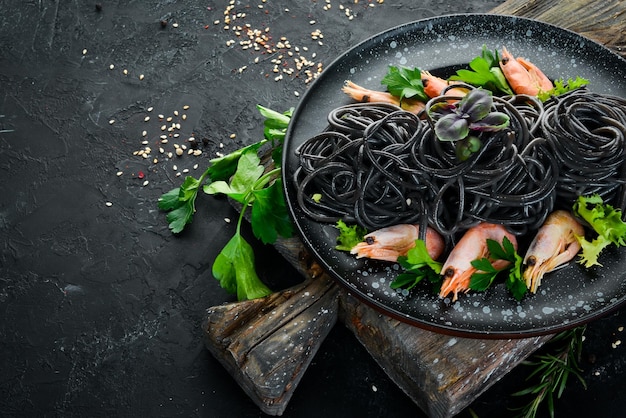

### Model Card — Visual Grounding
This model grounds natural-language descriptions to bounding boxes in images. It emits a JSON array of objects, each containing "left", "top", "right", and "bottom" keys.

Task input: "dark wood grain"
[{"left": 490, "top": 0, "right": 626, "bottom": 58}]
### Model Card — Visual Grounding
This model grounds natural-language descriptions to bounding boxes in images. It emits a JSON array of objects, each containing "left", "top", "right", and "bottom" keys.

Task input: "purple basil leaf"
[
  {"left": 469, "top": 111, "right": 510, "bottom": 132},
  {"left": 435, "top": 114, "right": 469, "bottom": 142},
  {"left": 428, "top": 101, "right": 456, "bottom": 119},
  {"left": 458, "top": 88, "right": 493, "bottom": 122}
]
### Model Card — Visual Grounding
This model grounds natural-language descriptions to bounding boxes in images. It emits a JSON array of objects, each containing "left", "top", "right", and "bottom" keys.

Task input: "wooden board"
[{"left": 204, "top": 1, "right": 626, "bottom": 416}]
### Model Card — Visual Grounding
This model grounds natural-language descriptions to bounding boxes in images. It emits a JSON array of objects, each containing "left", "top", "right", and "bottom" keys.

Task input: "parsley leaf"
[
  {"left": 391, "top": 239, "right": 443, "bottom": 292},
  {"left": 250, "top": 178, "right": 293, "bottom": 244},
  {"left": 449, "top": 46, "right": 513, "bottom": 95},
  {"left": 335, "top": 220, "right": 367, "bottom": 252},
  {"left": 158, "top": 175, "right": 206, "bottom": 234},
  {"left": 381, "top": 66, "right": 429, "bottom": 102},
  {"left": 468, "top": 237, "right": 526, "bottom": 300},
  {"left": 212, "top": 232, "right": 272, "bottom": 301},
  {"left": 158, "top": 105, "right": 293, "bottom": 300}
]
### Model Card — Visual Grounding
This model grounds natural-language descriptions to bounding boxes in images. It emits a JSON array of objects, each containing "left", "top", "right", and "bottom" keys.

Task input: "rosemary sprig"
[{"left": 511, "top": 326, "right": 587, "bottom": 418}]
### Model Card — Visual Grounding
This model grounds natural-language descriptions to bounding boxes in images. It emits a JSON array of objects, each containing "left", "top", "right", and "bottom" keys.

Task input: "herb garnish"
[
  {"left": 391, "top": 239, "right": 443, "bottom": 292},
  {"left": 511, "top": 326, "right": 587, "bottom": 418},
  {"left": 158, "top": 105, "right": 293, "bottom": 300},
  {"left": 449, "top": 45, "right": 513, "bottom": 95},
  {"left": 468, "top": 236, "right": 526, "bottom": 300},
  {"left": 573, "top": 193, "right": 626, "bottom": 267},
  {"left": 380, "top": 65, "right": 429, "bottom": 102},
  {"left": 537, "top": 76, "right": 589, "bottom": 102},
  {"left": 335, "top": 219, "right": 367, "bottom": 252}
]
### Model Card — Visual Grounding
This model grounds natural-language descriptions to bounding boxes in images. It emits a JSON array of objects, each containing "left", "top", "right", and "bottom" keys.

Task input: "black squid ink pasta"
[{"left": 293, "top": 86, "right": 626, "bottom": 243}]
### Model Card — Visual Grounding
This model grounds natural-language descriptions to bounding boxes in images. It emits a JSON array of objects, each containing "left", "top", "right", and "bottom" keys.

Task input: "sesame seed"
[
  {"left": 109, "top": 119, "right": 115, "bottom": 124},
  {"left": 82, "top": 49, "right": 87, "bottom": 55},
  {"left": 172, "top": 22, "right": 179, "bottom": 28},
  {"left": 183, "top": 105, "right": 190, "bottom": 110},
  {"left": 230, "top": 133, "right": 236, "bottom": 139},
  {"left": 224, "top": 217, "right": 231, "bottom": 223},
  {"left": 144, "top": 116, "right": 150, "bottom": 122},
  {"left": 175, "top": 148, "right": 184, "bottom": 156},
  {"left": 143, "top": 180, "right": 149, "bottom": 186},
  {"left": 105, "top": 201, "right": 113, "bottom": 207},
  {"left": 123, "top": 69, "right": 128, "bottom": 75},
  {"left": 142, "top": 130, "right": 147, "bottom": 136},
  {"left": 109, "top": 64, "right": 115, "bottom": 70},
  {"left": 147, "top": 107, "right": 153, "bottom": 112},
  {"left": 116, "top": 171, "right": 123, "bottom": 176}
]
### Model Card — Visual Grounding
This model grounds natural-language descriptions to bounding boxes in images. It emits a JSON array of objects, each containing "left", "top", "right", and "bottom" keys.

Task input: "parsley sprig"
[
  {"left": 468, "top": 236, "right": 526, "bottom": 300},
  {"left": 392, "top": 239, "right": 443, "bottom": 291},
  {"left": 158, "top": 105, "right": 293, "bottom": 300}
]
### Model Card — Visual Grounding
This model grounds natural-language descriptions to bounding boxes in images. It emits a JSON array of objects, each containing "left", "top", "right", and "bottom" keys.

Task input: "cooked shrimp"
[
  {"left": 341, "top": 80, "right": 426, "bottom": 114},
  {"left": 350, "top": 224, "right": 445, "bottom": 262},
  {"left": 421, "top": 71, "right": 468, "bottom": 98},
  {"left": 499, "top": 47, "right": 553, "bottom": 95},
  {"left": 439, "top": 223, "right": 518, "bottom": 301},
  {"left": 523, "top": 210, "right": 584, "bottom": 293}
]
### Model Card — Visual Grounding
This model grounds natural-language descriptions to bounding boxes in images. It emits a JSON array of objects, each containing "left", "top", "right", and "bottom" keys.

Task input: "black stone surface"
[{"left": 0, "top": 1, "right": 624, "bottom": 417}]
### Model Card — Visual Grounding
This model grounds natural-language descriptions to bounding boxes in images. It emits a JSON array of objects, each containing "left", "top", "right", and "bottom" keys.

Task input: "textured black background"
[{"left": 0, "top": 1, "right": 624, "bottom": 417}]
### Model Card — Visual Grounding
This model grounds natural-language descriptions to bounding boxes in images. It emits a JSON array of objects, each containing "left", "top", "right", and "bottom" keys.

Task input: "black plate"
[{"left": 282, "top": 14, "right": 626, "bottom": 338}]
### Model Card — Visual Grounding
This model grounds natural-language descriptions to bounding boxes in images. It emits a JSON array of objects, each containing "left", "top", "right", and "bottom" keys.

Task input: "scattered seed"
[
  {"left": 183, "top": 105, "right": 190, "bottom": 110},
  {"left": 105, "top": 201, "right": 113, "bottom": 207},
  {"left": 142, "top": 130, "right": 147, "bottom": 136},
  {"left": 82, "top": 48, "right": 87, "bottom": 55},
  {"left": 182, "top": 168, "right": 189, "bottom": 173},
  {"left": 116, "top": 171, "right": 123, "bottom": 176},
  {"left": 175, "top": 148, "right": 184, "bottom": 156},
  {"left": 109, "top": 119, "right": 115, "bottom": 124},
  {"left": 143, "top": 180, "right": 149, "bottom": 186},
  {"left": 230, "top": 133, "right": 236, "bottom": 139},
  {"left": 123, "top": 69, "right": 128, "bottom": 75},
  {"left": 173, "top": 165, "right": 178, "bottom": 171},
  {"left": 224, "top": 217, "right": 231, "bottom": 223},
  {"left": 161, "top": 125, "right": 167, "bottom": 131},
  {"left": 144, "top": 116, "right": 150, "bottom": 122},
  {"left": 193, "top": 164, "right": 199, "bottom": 170},
  {"left": 182, "top": 114, "right": 187, "bottom": 120},
  {"left": 172, "top": 22, "right": 179, "bottom": 28},
  {"left": 147, "top": 107, "right": 153, "bottom": 112},
  {"left": 158, "top": 114, "right": 164, "bottom": 119},
  {"left": 173, "top": 110, "right": 179, "bottom": 116},
  {"left": 139, "top": 74, "right": 144, "bottom": 80},
  {"left": 109, "top": 64, "right": 115, "bottom": 70}
]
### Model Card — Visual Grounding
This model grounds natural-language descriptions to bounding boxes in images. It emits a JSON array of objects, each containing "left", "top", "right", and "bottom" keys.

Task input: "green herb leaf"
[
  {"left": 468, "top": 237, "right": 526, "bottom": 300},
  {"left": 449, "top": 46, "right": 513, "bottom": 95},
  {"left": 335, "top": 220, "right": 367, "bottom": 252},
  {"left": 250, "top": 178, "right": 293, "bottom": 244},
  {"left": 381, "top": 66, "right": 429, "bottom": 102},
  {"left": 391, "top": 239, "right": 443, "bottom": 291},
  {"left": 537, "top": 76, "right": 589, "bottom": 102},
  {"left": 573, "top": 194, "right": 626, "bottom": 267},
  {"left": 158, "top": 175, "right": 208, "bottom": 233},
  {"left": 204, "top": 150, "right": 265, "bottom": 203},
  {"left": 207, "top": 141, "right": 266, "bottom": 182},
  {"left": 212, "top": 232, "right": 272, "bottom": 300}
]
